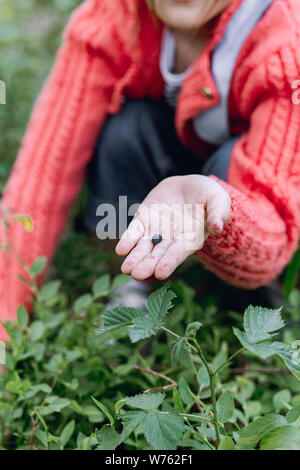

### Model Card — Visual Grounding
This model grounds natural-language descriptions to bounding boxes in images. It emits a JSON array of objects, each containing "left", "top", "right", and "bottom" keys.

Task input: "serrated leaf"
[
  {"left": 128, "top": 316, "right": 159, "bottom": 343},
  {"left": 91, "top": 397, "right": 114, "bottom": 426},
  {"left": 60, "top": 420, "right": 75, "bottom": 447},
  {"left": 120, "top": 411, "right": 146, "bottom": 441},
  {"left": 272, "top": 341, "right": 300, "bottom": 381},
  {"left": 30, "top": 256, "right": 47, "bottom": 276},
  {"left": 142, "top": 412, "right": 185, "bottom": 450},
  {"left": 218, "top": 436, "right": 235, "bottom": 450},
  {"left": 171, "top": 338, "right": 194, "bottom": 370},
  {"left": 146, "top": 285, "right": 176, "bottom": 324},
  {"left": 243, "top": 305, "right": 285, "bottom": 344},
  {"left": 17, "top": 305, "right": 29, "bottom": 328},
  {"left": 238, "top": 414, "right": 287, "bottom": 448},
  {"left": 233, "top": 328, "right": 274, "bottom": 359},
  {"left": 216, "top": 391, "right": 234, "bottom": 423},
  {"left": 103, "top": 306, "right": 143, "bottom": 329},
  {"left": 96, "top": 425, "right": 120, "bottom": 450},
  {"left": 260, "top": 425, "right": 300, "bottom": 450},
  {"left": 92, "top": 275, "right": 110, "bottom": 298},
  {"left": 126, "top": 392, "right": 165, "bottom": 411}
]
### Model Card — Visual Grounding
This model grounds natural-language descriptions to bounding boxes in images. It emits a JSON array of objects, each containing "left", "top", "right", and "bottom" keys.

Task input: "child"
[{"left": 0, "top": 0, "right": 299, "bottom": 340}]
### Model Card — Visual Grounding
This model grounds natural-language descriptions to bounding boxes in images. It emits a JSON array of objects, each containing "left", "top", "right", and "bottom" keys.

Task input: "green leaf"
[
  {"left": 35, "top": 429, "right": 48, "bottom": 449},
  {"left": 73, "top": 294, "right": 93, "bottom": 313},
  {"left": 120, "top": 411, "right": 146, "bottom": 442},
  {"left": 60, "top": 420, "right": 75, "bottom": 447},
  {"left": 260, "top": 425, "right": 300, "bottom": 450},
  {"left": 272, "top": 341, "right": 300, "bottom": 381},
  {"left": 126, "top": 392, "right": 165, "bottom": 411},
  {"left": 28, "top": 321, "right": 45, "bottom": 341},
  {"left": 286, "top": 405, "right": 300, "bottom": 424},
  {"left": 17, "top": 305, "right": 29, "bottom": 328},
  {"left": 185, "top": 322, "right": 202, "bottom": 338},
  {"left": 171, "top": 338, "right": 194, "bottom": 370},
  {"left": 30, "top": 256, "right": 47, "bottom": 276},
  {"left": 218, "top": 436, "right": 236, "bottom": 450},
  {"left": 178, "top": 377, "right": 194, "bottom": 407},
  {"left": 20, "top": 384, "right": 51, "bottom": 400},
  {"left": 146, "top": 285, "right": 176, "bottom": 324},
  {"left": 91, "top": 396, "right": 114, "bottom": 426},
  {"left": 38, "top": 280, "right": 61, "bottom": 301},
  {"left": 40, "top": 397, "right": 71, "bottom": 415},
  {"left": 128, "top": 316, "right": 159, "bottom": 343},
  {"left": 142, "top": 412, "right": 185, "bottom": 450},
  {"left": 173, "top": 388, "right": 185, "bottom": 414},
  {"left": 233, "top": 328, "right": 274, "bottom": 359},
  {"left": 273, "top": 390, "right": 291, "bottom": 411},
  {"left": 82, "top": 406, "right": 104, "bottom": 423},
  {"left": 114, "top": 398, "right": 127, "bottom": 416},
  {"left": 238, "top": 414, "right": 287, "bottom": 448},
  {"left": 243, "top": 305, "right": 285, "bottom": 344},
  {"left": 92, "top": 274, "right": 110, "bottom": 298},
  {"left": 111, "top": 274, "right": 130, "bottom": 291},
  {"left": 216, "top": 391, "right": 234, "bottom": 423},
  {"left": 96, "top": 425, "right": 120, "bottom": 450},
  {"left": 103, "top": 306, "right": 143, "bottom": 329},
  {"left": 284, "top": 248, "right": 300, "bottom": 300},
  {"left": 197, "top": 366, "right": 210, "bottom": 389}
]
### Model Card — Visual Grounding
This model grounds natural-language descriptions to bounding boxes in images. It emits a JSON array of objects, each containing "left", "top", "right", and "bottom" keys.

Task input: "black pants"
[{"left": 83, "top": 98, "right": 239, "bottom": 233}]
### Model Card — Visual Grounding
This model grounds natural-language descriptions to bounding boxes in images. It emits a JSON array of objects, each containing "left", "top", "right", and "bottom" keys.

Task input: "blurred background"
[
  {"left": 0, "top": 0, "right": 82, "bottom": 192},
  {"left": 0, "top": 0, "right": 297, "bottom": 306}
]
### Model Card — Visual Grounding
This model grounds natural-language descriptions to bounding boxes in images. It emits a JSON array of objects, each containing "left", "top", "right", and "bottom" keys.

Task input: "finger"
[
  {"left": 131, "top": 240, "right": 172, "bottom": 280},
  {"left": 116, "top": 218, "right": 145, "bottom": 256},
  {"left": 121, "top": 238, "right": 153, "bottom": 274},
  {"left": 154, "top": 233, "right": 203, "bottom": 280},
  {"left": 206, "top": 191, "right": 231, "bottom": 234}
]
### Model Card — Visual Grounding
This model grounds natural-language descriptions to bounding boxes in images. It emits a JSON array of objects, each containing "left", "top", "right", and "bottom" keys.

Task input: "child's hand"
[{"left": 116, "top": 175, "right": 231, "bottom": 280}]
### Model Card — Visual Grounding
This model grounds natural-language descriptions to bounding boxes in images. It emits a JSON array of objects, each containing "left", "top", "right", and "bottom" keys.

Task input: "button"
[{"left": 200, "top": 87, "right": 213, "bottom": 99}]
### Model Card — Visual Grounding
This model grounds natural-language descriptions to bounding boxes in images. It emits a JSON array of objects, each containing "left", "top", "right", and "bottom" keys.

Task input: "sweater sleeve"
[
  {"left": 0, "top": 0, "right": 121, "bottom": 340},
  {"left": 196, "top": 45, "right": 300, "bottom": 289}
]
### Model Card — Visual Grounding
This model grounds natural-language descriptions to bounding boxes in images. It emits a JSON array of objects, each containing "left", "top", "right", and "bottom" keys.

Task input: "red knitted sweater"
[{"left": 0, "top": 0, "right": 300, "bottom": 340}]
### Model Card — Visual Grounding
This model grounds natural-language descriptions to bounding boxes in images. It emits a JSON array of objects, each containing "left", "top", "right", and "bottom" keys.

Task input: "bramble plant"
[
  {"left": 1, "top": 212, "right": 300, "bottom": 450},
  {"left": 1, "top": 268, "right": 300, "bottom": 450}
]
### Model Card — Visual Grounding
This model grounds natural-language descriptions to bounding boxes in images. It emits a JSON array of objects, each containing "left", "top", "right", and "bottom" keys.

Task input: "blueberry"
[{"left": 152, "top": 234, "right": 163, "bottom": 245}]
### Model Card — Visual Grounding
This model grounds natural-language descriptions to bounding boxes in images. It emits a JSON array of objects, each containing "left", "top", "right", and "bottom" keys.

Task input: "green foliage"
[
  {"left": 1, "top": 273, "right": 300, "bottom": 450},
  {"left": 0, "top": 0, "right": 84, "bottom": 192},
  {"left": 2, "top": 0, "right": 300, "bottom": 452}
]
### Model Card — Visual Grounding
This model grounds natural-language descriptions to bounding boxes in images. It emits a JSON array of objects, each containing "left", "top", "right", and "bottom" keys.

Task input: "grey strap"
[{"left": 194, "top": 0, "right": 273, "bottom": 145}]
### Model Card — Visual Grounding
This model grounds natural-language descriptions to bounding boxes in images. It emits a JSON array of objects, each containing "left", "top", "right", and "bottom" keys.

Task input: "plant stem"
[
  {"left": 209, "top": 373, "right": 221, "bottom": 445},
  {"left": 190, "top": 339, "right": 221, "bottom": 445},
  {"left": 161, "top": 326, "right": 180, "bottom": 340},
  {"left": 214, "top": 348, "right": 246, "bottom": 376}
]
